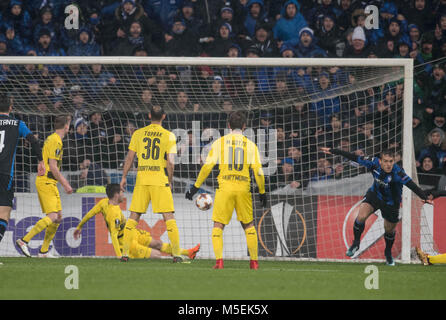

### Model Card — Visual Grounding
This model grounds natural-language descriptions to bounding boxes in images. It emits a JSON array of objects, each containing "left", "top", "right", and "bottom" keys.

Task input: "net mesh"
[{"left": 0, "top": 58, "right": 434, "bottom": 262}]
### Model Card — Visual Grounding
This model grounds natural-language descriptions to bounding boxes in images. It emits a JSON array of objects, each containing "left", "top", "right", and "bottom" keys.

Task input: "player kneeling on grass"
[
  {"left": 185, "top": 111, "right": 267, "bottom": 270},
  {"left": 321, "top": 147, "right": 433, "bottom": 266},
  {"left": 73, "top": 184, "right": 200, "bottom": 260}
]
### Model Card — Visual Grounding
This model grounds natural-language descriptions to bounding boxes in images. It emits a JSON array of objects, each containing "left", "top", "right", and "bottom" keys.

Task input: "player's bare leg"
[
  {"left": 212, "top": 222, "right": 225, "bottom": 269},
  {"left": 121, "top": 211, "right": 141, "bottom": 262},
  {"left": 241, "top": 221, "right": 258, "bottom": 270},
  {"left": 149, "top": 238, "right": 200, "bottom": 260},
  {"left": 383, "top": 219, "right": 398, "bottom": 266},
  {"left": 162, "top": 212, "right": 183, "bottom": 263},
  {"left": 346, "top": 202, "right": 375, "bottom": 257}
]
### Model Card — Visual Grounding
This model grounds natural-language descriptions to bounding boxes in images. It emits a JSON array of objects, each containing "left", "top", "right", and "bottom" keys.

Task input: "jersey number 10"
[{"left": 228, "top": 146, "right": 244, "bottom": 171}]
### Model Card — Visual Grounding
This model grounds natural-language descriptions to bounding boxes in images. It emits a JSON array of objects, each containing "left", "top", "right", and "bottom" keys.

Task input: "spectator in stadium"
[
  {"left": 0, "top": 0, "right": 32, "bottom": 45},
  {"left": 375, "top": 17, "right": 410, "bottom": 58},
  {"left": 429, "top": 111, "right": 446, "bottom": 132},
  {"left": 106, "top": 0, "right": 162, "bottom": 54},
  {"left": 139, "top": 88, "right": 154, "bottom": 111},
  {"left": 2, "top": 24, "right": 25, "bottom": 55},
  {"left": 281, "top": 102, "right": 317, "bottom": 148},
  {"left": 267, "top": 158, "right": 304, "bottom": 192},
  {"left": 423, "top": 64, "right": 446, "bottom": 107},
  {"left": 64, "top": 117, "right": 94, "bottom": 171},
  {"left": 243, "top": 22, "right": 279, "bottom": 58},
  {"left": 68, "top": 27, "right": 101, "bottom": 56},
  {"left": 413, "top": 112, "right": 428, "bottom": 158},
  {"left": 343, "top": 26, "right": 371, "bottom": 58},
  {"left": 315, "top": 13, "right": 343, "bottom": 57},
  {"left": 143, "top": 0, "right": 183, "bottom": 33},
  {"left": 288, "top": 27, "right": 327, "bottom": 58},
  {"left": 166, "top": 90, "right": 197, "bottom": 130},
  {"left": 164, "top": 17, "right": 200, "bottom": 57},
  {"left": 319, "top": 113, "right": 348, "bottom": 149},
  {"left": 151, "top": 75, "right": 172, "bottom": 106},
  {"left": 78, "top": 158, "right": 110, "bottom": 188},
  {"left": 62, "top": 64, "right": 85, "bottom": 91},
  {"left": 310, "top": 156, "right": 334, "bottom": 182},
  {"left": 305, "top": 0, "right": 341, "bottom": 31},
  {"left": 43, "top": 74, "right": 67, "bottom": 107},
  {"left": 407, "top": 24, "right": 421, "bottom": 50},
  {"left": 208, "top": 5, "right": 246, "bottom": 43},
  {"left": 111, "top": 21, "right": 158, "bottom": 56},
  {"left": 417, "top": 154, "right": 443, "bottom": 190},
  {"left": 416, "top": 127, "right": 446, "bottom": 169},
  {"left": 243, "top": 0, "right": 271, "bottom": 39},
  {"left": 336, "top": 0, "right": 357, "bottom": 32},
  {"left": 394, "top": 38, "right": 412, "bottom": 58},
  {"left": 34, "top": 27, "right": 66, "bottom": 57},
  {"left": 32, "top": 5, "right": 59, "bottom": 47},
  {"left": 414, "top": 33, "right": 437, "bottom": 75},
  {"left": 86, "top": 64, "right": 118, "bottom": 100},
  {"left": 234, "top": 77, "right": 263, "bottom": 110},
  {"left": 268, "top": 71, "right": 293, "bottom": 102},
  {"left": 273, "top": 0, "right": 308, "bottom": 44},
  {"left": 308, "top": 71, "right": 341, "bottom": 126},
  {"left": 175, "top": 1, "right": 205, "bottom": 38},
  {"left": 205, "top": 22, "right": 236, "bottom": 57},
  {"left": 402, "top": 0, "right": 434, "bottom": 34}
]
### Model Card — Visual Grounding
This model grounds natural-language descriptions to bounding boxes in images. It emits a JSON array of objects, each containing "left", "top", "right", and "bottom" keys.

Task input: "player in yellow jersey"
[
  {"left": 120, "top": 105, "right": 183, "bottom": 262},
  {"left": 73, "top": 184, "right": 200, "bottom": 260},
  {"left": 185, "top": 111, "right": 268, "bottom": 269},
  {"left": 16, "top": 115, "right": 73, "bottom": 258},
  {"left": 416, "top": 247, "right": 446, "bottom": 265}
]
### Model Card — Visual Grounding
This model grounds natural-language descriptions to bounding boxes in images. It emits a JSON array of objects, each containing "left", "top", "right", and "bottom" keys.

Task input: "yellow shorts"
[
  {"left": 129, "top": 185, "right": 175, "bottom": 214},
  {"left": 212, "top": 189, "right": 253, "bottom": 225},
  {"left": 36, "top": 179, "right": 61, "bottom": 214},
  {"left": 127, "top": 228, "right": 153, "bottom": 259}
]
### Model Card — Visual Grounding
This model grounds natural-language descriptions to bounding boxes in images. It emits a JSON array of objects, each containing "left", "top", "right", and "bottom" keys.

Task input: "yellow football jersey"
[
  {"left": 195, "top": 132, "right": 265, "bottom": 193},
  {"left": 38, "top": 132, "right": 63, "bottom": 184},
  {"left": 129, "top": 123, "right": 177, "bottom": 186},
  {"left": 76, "top": 198, "right": 126, "bottom": 257}
]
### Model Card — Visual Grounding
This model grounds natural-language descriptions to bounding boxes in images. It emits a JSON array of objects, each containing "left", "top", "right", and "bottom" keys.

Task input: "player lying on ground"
[
  {"left": 321, "top": 147, "right": 433, "bottom": 266},
  {"left": 416, "top": 247, "right": 446, "bottom": 265},
  {"left": 73, "top": 184, "right": 200, "bottom": 260},
  {"left": 185, "top": 111, "right": 267, "bottom": 269},
  {"left": 0, "top": 94, "right": 45, "bottom": 257}
]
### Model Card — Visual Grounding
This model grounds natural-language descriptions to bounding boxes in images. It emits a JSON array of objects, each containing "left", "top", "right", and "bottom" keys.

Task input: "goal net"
[{"left": 0, "top": 56, "right": 438, "bottom": 263}]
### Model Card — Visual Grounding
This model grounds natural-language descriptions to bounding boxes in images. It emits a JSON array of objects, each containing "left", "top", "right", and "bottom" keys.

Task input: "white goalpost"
[{"left": 0, "top": 56, "right": 435, "bottom": 264}]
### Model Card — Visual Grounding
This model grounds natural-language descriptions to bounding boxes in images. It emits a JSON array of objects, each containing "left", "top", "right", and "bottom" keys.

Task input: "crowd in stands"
[{"left": 1, "top": 0, "right": 446, "bottom": 193}]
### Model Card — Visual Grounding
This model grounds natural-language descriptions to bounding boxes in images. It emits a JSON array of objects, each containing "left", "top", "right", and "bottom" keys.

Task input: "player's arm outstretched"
[
  {"left": 185, "top": 140, "right": 219, "bottom": 200},
  {"left": 321, "top": 147, "right": 433, "bottom": 205},
  {"left": 73, "top": 202, "right": 104, "bottom": 240},
  {"left": 18, "top": 120, "right": 45, "bottom": 176}
]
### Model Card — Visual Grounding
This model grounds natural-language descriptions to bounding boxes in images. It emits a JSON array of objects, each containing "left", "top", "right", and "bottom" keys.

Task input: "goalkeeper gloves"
[
  {"left": 259, "top": 193, "right": 268, "bottom": 208},
  {"left": 185, "top": 185, "right": 199, "bottom": 200}
]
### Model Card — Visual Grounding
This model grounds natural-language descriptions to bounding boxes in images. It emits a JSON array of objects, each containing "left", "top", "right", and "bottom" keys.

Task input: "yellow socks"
[
  {"left": 160, "top": 243, "right": 189, "bottom": 256},
  {"left": 428, "top": 253, "right": 446, "bottom": 264},
  {"left": 22, "top": 216, "right": 53, "bottom": 243},
  {"left": 245, "top": 226, "right": 258, "bottom": 261},
  {"left": 212, "top": 227, "right": 223, "bottom": 260},
  {"left": 165, "top": 219, "right": 181, "bottom": 257},
  {"left": 122, "top": 218, "right": 138, "bottom": 257},
  {"left": 40, "top": 222, "right": 60, "bottom": 253}
]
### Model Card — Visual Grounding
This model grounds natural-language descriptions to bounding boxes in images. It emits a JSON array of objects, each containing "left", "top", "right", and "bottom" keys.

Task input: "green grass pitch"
[{"left": 0, "top": 257, "right": 445, "bottom": 300}]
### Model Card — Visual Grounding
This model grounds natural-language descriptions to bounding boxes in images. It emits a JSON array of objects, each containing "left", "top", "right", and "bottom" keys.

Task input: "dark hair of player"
[
  {"left": 150, "top": 105, "right": 165, "bottom": 121},
  {"left": 106, "top": 184, "right": 121, "bottom": 199},
  {"left": 228, "top": 111, "right": 247, "bottom": 130},
  {"left": 54, "top": 115, "right": 71, "bottom": 130},
  {"left": 0, "top": 93, "right": 11, "bottom": 113},
  {"left": 380, "top": 149, "right": 395, "bottom": 159}
]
